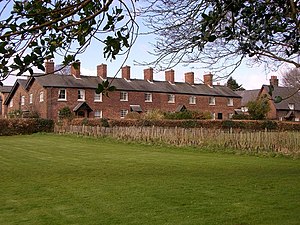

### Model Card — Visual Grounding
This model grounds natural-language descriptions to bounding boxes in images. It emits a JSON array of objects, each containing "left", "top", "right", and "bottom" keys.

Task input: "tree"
[
  {"left": 247, "top": 95, "right": 270, "bottom": 120},
  {"left": 141, "top": 0, "right": 299, "bottom": 75},
  {"left": 0, "top": 0, "right": 138, "bottom": 82},
  {"left": 282, "top": 67, "right": 300, "bottom": 89},
  {"left": 226, "top": 76, "right": 245, "bottom": 91}
]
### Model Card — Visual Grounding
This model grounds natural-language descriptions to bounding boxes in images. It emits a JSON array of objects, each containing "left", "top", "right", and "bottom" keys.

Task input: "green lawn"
[{"left": 0, "top": 134, "right": 299, "bottom": 225}]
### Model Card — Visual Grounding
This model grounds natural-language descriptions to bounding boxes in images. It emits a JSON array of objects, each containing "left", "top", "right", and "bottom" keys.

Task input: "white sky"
[{"left": 1, "top": 1, "right": 289, "bottom": 89}]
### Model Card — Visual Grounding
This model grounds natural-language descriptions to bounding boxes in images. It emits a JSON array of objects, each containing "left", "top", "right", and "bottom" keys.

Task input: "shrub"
[
  {"left": 0, "top": 118, "right": 54, "bottom": 136},
  {"left": 143, "top": 109, "right": 165, "bottom": 120},
  {"left": 58, "top": 107, "right": 73, "bottom": 120},
  {"left": 125, "top": 112, "right": 142, "bottom": 120},
  {"left": 232, "top": 114, "right": 250, "bottom": 120},
  {"left": 164, "top": 110, "right": 212, "bottom": 120},
  {"left": 261, "top": 120, "right": 278, "bottom": 130},
  {"left": 101, "top": 118, "right": 110, "bottom": 127},
  {"left": 8, "top": 110, "right": 23, "bottom": 118}
]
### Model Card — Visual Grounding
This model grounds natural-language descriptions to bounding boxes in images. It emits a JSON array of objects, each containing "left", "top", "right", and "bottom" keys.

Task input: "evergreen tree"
[{"left": 226, "top": 77, "right": 245, "bottom": 91}]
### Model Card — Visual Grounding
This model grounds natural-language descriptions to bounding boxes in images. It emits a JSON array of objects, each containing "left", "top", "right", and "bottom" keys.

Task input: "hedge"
[
  {"left": 63, "top": 118, "right": 300, "bottom": 132},
  {"left": 0, "top": 118, "right": 54, "bottom": 136}
]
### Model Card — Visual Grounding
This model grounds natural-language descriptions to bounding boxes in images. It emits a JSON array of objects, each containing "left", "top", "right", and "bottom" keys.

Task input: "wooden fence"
[{"left": 54, "top": 125, "right": 300, "bottom": 156}]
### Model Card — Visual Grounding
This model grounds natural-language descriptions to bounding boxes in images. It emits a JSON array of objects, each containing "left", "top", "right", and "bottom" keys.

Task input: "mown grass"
[{"left": 0, "top": 134, "right": 299, "bottom": 225}]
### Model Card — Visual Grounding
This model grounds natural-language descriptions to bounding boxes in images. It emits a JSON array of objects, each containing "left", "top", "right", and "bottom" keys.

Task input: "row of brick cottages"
[{"left": 2, "top": 61, "right": 241, "bottom": 120}]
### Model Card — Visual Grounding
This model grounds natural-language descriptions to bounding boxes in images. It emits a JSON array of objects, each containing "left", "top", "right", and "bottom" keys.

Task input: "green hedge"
[
  {"left": 64, "top": 118, "right": 300, "bottom": 131},
  {"left": 0, "top": 118, "right": 54, "bottom": 136}
]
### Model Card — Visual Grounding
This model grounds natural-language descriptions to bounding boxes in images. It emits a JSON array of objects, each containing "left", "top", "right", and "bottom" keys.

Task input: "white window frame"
[
  {"left": 288, "top": 103, "right": 295, "bottom": 110},
  {"left": 120, "top": 109, "right": 128, "bottom": 118},
  {"left": 211, "top": 112, "right": 216, "bottom": 120},
  {"left": 209, "top": 97, "right": 216, "bottom": 105},
  {"left": 120, "top": 92, "right": 128, "bottom": 101},
  {"left": 94, "top": 110, "right": 103, "bottom": 118},
  {"left": 241, "top": 107, "right": 248, "bottom": 113},
  {"left": 21, "top": 96, "right": 25, "bottom": 106},
  {"left": 168, "top": 94, "right": 175, "bottom": 103},
  {"left": 189, "top": 96, "right": 196, "bottom": 105},
  {"left": 227, "top": 98, "right": 234, "bottom": 106},
  {"left": 94, "top": 92, "right": 102, "bottom": 102},
  {"left": 9, "top": 99, "right": 13, "bottom": 108},
  {"left": 39, "top": 91, "right": 44, "bottom": 102},
  {"left": 78, "top": 89, "right": 85, "bottom": 101},
  {"left": 145, "top": 93, "right": 152, "bottom": 102},
  {"left": 29, "top": 94, "right": 33, "bottom": 104},
  {"left": 58, "top": 89, "right": 67, "bottom": 101}
]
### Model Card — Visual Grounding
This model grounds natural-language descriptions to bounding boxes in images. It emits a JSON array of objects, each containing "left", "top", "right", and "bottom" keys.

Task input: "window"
[
  {"left": 78, "top": 89, "right": 85, "bottom": 101},
  {"left": 145, "top": 93, "right": 152, "bottom": 102},
  {"left": 241, "top": 107, "right": 248, "bottom": 112},
  {"left": 227, "top": 98, "right": 234, "bottom": 106},
  {"left": 58, "top": 89, "right": 67, "bottom": 101},
  {"left": 217, "top": 113, "right": 223, "bottom": 120},
  {"left": 189, "top": 96, "right": 196, "bottom": 104},
  {"left": 9, "top": 99, "right": 13, "bottom": 107},
  {"left": 29, "top": 94, "right": 33, "bottom": 104},
  {"left": 94, "top": 110, "right": 102, "bottom": 118},
  {"left": 21, "top": 96, "right": 25, "bottom": 106},
  {"left": 209, "top": 97, "right": 215, "bottom": 105},
  {"left": 288, "top": 103, "right": 295, "bottom": 110},
  {"left": 211, "top": 112, "right": 216, "bottom": 120},
  {"left": 94, "top": 92, "right": 102, "bottom": 102},
  {"left": 120, "top": 109, "right": 128, "bottom": 118},
  {"left": 168, "top": 94, "right": 175, "bottom": 103},
  {"left": 120, "top": 92, "right": 128, "bottom": 101},
  {"left": 40, "top": 91, "right": 44, "bottom": 102}
]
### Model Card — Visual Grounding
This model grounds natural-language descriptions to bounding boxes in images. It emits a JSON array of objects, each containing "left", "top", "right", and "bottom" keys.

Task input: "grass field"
[{"left": 0, "top": 134, "right": 299, "bottom": 225}]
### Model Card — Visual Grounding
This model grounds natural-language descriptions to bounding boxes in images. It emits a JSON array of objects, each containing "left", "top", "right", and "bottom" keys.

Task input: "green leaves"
[
  {"left": 96, "top": 80, "right": 116, "bottom": 97},
  {"left": 0, "top": 0, "right": 135, "bottom": 80}
]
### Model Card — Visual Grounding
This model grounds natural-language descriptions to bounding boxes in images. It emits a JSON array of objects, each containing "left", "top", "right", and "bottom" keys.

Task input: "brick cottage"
[{"left": 4, "top": 61, "right": 241, "bottom": 120}]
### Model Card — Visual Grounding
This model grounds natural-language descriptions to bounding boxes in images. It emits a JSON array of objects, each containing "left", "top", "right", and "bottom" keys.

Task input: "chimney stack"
[
  {"left": 144, "top": 68, "right": 153, "bottom": 81},
  {"left": 185, "top": 72, "right": 194, "bottom": 85},
  {"left": 203, "top": 73, "right": 213, "bottom": 86},
  {"left": 45, "top": 59, "right": 54, "bottom": 74},
  {"left": 165, "top": 69, "right": 175, "bottom": 83},
  {"left": 270, "top": 76, "right": 279, "bottom": 86},
  {"left": 122, "top": 66, "right": 130, "bottom": 80},
  {"left": 97, "top": 64, "right": 107, "bottom": 79},
  {"left": 71, "top": 61, "right": 81, "bottom": 78}
]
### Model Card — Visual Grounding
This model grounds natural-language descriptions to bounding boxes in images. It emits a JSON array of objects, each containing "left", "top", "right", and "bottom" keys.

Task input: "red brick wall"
[
  {"left": 46, "top": 88, "right": 240, "bottom": 120},
  {"left": 6, "top": 79, "right": 241, "bottom": 120},
  {"left": 260, "top": 89, "right": 277, "bottom": 119}
]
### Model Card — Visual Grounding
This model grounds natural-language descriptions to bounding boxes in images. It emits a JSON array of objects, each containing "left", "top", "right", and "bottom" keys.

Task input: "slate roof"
[
  {"left": 31, "top": 74, "right": 241, "bottom": 98},
  {"left": 3, "top": 79, "right": 27, "bottom": 105},
  {"left": 0, "top": 86, "right": 13, "bottom": 93},
  {"left": 236, "top": 89, "right": 260, "bottom": 106},
  {"left": 262, "top": 85, "right": 300, "bottom": 111}
]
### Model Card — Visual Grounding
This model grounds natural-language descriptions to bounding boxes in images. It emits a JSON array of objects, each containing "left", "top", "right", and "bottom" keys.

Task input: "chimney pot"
[
  {"left": 144, "top": 68, "right": 153, "bottom": 81},
  {"left": 165, "top": 69, "right": 175, "bottom": 83},
  {"left": 45, "top": 59, "right": 54, "bottom": 74},
  {"left": 185, "top": 72, "right": 194, "bottom": 85},
  {"left": 71, "top": 61, "right": 81, "bottom": 78},
  {"left": 97, "top": 64, "right": 107, "bottom": 79},
  {"left": 270, "top": 76, "right": 279, "bottom": 86},
  {"left": 122, "top": 66, "right": 130, "bottom": 80},
  {"left": 203, "top": 73, "right": 213, "bottom": 86}
]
